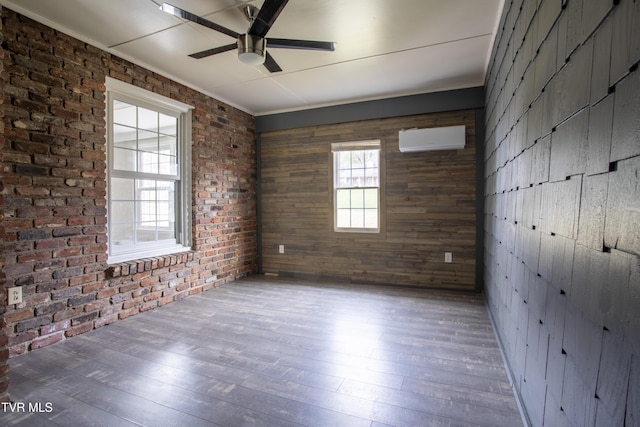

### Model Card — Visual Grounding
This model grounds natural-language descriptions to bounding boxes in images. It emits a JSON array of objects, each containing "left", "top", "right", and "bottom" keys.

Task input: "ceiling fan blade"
[
  {"left": 160, "top": 3, "right": 240, "bottom": 39},
  {"left": 249, "top": 0, "right": 289, "bottom": 38},
  {"left": 189, "top": 43, "right": 237, "bottom": 59},
  {"left": 263, "top": 52, "right": 283, "bottom": 73},
  {"left": 267, "top": 38, "right": 335, "bottom": 51}
]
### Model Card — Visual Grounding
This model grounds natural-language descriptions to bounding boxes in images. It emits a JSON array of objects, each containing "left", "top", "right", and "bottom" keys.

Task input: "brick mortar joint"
[{"left": 106, "top": 251, "right": 195, "bottom": 278}]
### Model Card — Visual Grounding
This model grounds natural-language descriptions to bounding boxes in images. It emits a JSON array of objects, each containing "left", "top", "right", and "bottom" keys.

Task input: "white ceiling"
[{"left": 3, "top": 0, "right": 503, "bottom": 115}]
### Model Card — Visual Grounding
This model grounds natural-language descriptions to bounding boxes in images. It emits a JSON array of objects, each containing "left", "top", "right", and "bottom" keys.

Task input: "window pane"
[
  {"left": 136, "top": 222, "right": 158, "bottom": 242},
  {"left": 159, "top": 113, "right": 177, "bottom": 136},
  {"left": 338, "top": 151, "right": 351, "bottom": 169},
  {"left": 351, "top": 151, "right": 364, "bottom": 168},
  {"left": 155, "top": 180, "right": 175, "bottom": 192},
  {"left": 350, "top": 189, "right": 364, "bottom": 208},
  {"left": 337, "top": 152, "right": 351, "bottom": 188},
  {"left": 158, "top": 229, "right": 175, "bottom": 240},
  {"left": 138, "top": 180, "right": 175, "bottom": 232},
  {"left": 363, "top": 167, "right": 377, "bottom": 186},
  {"left": 111, "top": 178, "right": 134, "bottom": 200},
  {"left": 336, "top": 189, "right": 350, "bottom": 209},
  {"left": 365, "top": 150, "right": 379, "bottom": 167},
  {"left": 138, "top": 130, "right": 159, "bottom": 152},
  {"left": 138, "top": 151, "right": 158, "bottom": 174},
  {"left": 364, "top": 209, "right": 378, "bottom": 228},
  {"left": 111, "top": 223, "right": 135, "bottom": 247},
  {"left": 113, "top": 124, "right": 136, "bottom": 149},
  {"left": 138, "top": 107, "right": 158, "bottom": 132},
  {"left": 113, "top": 101, "right": 136, "bottom": 127},
  {"left": 350, "top": 210, "right": 364, "bottom": 228},
  {"left": 156, "top": 200, "right": 172, "bottom": 227},
  {"left": 111, "top": 201, "right": 134, "bottom": 224},
  {"left": 159, "top": 135, "right": 178, "bottom": 157},
  {"left": 137, "top": 200, "right": 156, "bottom": 223},
  {"left": 338, "top": 169, "right": 351, "bottom": 188},
  {"left": 364, "top": 188, "right": 378, "bottom": 208},
  {"left": 158, "top": 154, "right": 177, "bottom": 175},
  {"left": 371, "top": 172, "right": 380, "bottom": 187},
  {"left": 336, "top": 209, "right": 351, "bottom": 228},
  {"left": 137, "top": 179, "right": 155, "bottom": 189},
  {"left": 113, "top": 147, "right": 136, "bottom": 171}
]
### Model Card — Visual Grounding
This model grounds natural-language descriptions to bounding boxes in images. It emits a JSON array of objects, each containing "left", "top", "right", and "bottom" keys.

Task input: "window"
[
  {"left": 106, "top": 77, "right": 193, "bottom": 264},
  {"left": 332, "top": 140, "right": 381, "bottom": 233}
]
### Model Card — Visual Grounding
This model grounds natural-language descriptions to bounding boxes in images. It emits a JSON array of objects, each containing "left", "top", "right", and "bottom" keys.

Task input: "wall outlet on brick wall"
[{"left": 8, "top": 287, "right": 22, "bottom": 305}]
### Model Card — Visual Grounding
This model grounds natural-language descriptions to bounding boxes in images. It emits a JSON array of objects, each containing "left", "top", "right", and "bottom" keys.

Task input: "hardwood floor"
[{"left": 1, "top": 276, "right": 523, "bottom": 426}]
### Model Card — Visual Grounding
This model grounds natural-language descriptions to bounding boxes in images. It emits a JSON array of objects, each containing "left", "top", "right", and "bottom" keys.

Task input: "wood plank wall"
[{"left": 260, "top": 110, "right": 477, "bottom": 290}]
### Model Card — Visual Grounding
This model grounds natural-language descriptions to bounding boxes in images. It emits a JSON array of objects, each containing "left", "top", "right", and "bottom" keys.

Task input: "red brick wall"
[
  {"left": 0, "top": 0, "right": 10, "bottom": 403},
  {"left": 0, "top": 8, "right": 257, "bottom": 361}
]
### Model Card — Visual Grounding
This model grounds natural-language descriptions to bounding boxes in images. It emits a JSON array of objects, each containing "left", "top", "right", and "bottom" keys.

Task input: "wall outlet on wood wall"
[
  {"left": 445, "top": 252, "right": 452, "bottom": 263},
  {"left": 279, "top": 245, "right": 285, "bottom": 254}
]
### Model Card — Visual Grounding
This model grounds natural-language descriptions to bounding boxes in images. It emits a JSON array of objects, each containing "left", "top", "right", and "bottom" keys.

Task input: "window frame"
[
  {"left": 331, "top": 140, "right": 382, "bottom": 234},
  {"left": 105, "top": 77, "right": 193, "bottom": 264}
]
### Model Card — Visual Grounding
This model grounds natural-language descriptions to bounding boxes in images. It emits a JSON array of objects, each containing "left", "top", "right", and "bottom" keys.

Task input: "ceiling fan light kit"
[
  {"left": 159, "top": 0, "right": 334, "bottom": 72},
  {"left": 238, "top": 34, "right": 266, "bottom": 65}
]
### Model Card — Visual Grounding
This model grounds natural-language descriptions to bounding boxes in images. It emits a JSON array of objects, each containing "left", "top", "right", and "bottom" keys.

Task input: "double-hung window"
[
  {"left": 106, "top": 77, "right": 193, "bottom": 264},
  {"left": 332, "top": 140, "right": 381, "bottom": 233}
]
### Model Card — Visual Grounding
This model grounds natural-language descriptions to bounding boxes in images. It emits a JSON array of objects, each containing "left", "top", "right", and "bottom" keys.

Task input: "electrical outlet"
[
  {"left": 278, "top": 244, "right": 285, "bottom": 254},
  {"left": 445, "top": 252, "right": 452, "bottom": 263},
  {"left": 8, "top": 286, "right": 22, "bottom": 305}
]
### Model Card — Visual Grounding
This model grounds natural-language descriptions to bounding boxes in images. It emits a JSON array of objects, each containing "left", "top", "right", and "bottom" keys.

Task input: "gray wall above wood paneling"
[{"left": 255, "top": 87, "right": 485, "bottom": 133}]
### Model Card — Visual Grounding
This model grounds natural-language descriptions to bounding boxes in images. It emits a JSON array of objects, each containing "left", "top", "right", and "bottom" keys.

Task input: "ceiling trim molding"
[{"left": 255, "top": 86, "right": 485, "bottom": 133}]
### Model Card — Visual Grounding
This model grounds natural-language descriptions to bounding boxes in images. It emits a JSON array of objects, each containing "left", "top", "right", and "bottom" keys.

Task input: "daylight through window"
[
  {"left": 106, "top": 78, "right": 193, "bottom": 263},
  {"left": 332, "top": 140, "right": 381, "bottom": 232}
]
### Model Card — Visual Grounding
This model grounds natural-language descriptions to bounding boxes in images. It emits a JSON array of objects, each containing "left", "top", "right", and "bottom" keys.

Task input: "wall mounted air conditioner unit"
[{"left": 398, "top": 125, "right": 466, "bottom": 153}]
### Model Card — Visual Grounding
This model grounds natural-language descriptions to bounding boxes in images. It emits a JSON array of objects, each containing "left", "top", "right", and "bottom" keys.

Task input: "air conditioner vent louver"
[{"left": 399, "top": 125, "right": 465, "bottom": 153}]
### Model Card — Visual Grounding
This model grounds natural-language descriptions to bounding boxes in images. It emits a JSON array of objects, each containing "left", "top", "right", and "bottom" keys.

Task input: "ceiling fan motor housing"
[{"left": 238, "top": 34, "right": 267, "bottom": 65}]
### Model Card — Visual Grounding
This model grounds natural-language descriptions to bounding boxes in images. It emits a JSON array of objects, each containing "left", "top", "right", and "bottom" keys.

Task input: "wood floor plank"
[
  {"left": 2, "top": 275, "right": 523, "bottom": 426},
  {"left": 338, "top": 379, "right": 523, "bottom": 426},
  {"left": 400, "top": 376, "right": 520, "bottom": 413},
  {"left": 3, "top": 373, "right": 143, "bottom": 427}
]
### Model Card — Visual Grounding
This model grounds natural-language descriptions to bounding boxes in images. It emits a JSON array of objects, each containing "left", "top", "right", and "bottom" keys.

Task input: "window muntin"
[
  {"left": 106, "top": 78, "right": 192, "bottom": 264},
  {"left": 112, "top": 101, "right": 178, "bottom": 175},
  {"left": 332, "top": 141, "right": 381, "bottom": 232}
]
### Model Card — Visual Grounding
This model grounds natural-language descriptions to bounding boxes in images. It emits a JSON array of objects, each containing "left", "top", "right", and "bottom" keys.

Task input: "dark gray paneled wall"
[{"left": 483, "top": 0, "right": 639, "bottom": 426}]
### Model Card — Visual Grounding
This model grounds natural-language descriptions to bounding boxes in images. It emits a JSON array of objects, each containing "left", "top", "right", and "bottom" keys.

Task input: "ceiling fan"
[{"left": 160, "top": 0, "right": 335, "bottom": 72}]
